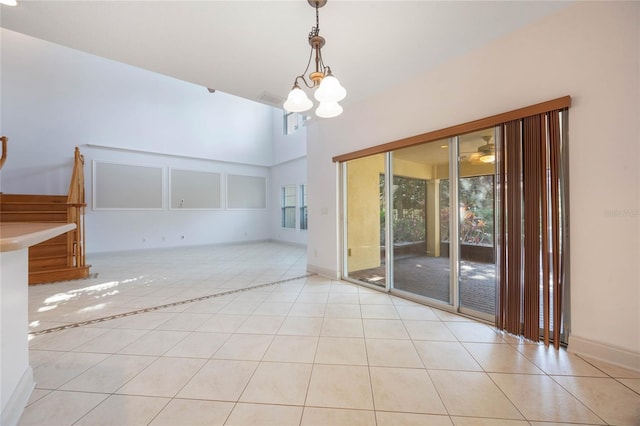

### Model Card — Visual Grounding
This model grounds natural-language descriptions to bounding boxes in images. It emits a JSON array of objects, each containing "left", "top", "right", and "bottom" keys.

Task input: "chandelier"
[{"left": 283, "top": 0, "right": 346, "bottom": 118}]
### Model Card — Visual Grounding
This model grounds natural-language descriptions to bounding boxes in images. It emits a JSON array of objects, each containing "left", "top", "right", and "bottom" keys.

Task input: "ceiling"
[{"left": 0, "top": 1, "right": 571, "bottom": 109}]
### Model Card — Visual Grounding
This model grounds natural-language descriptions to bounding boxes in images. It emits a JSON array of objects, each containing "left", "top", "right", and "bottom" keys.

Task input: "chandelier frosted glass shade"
[
  {"left": 315, "top": 101, "right": 343, "bottom": 118},
  {"left": 314, "top": 74, "right": 346, "bottom": 103},
  {"left": 283, "top": 86, "right": 313, "bottom": 113}
]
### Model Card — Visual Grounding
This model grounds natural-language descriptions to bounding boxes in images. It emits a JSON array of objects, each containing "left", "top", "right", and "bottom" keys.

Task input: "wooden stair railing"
[
  {"left": 0, "top": 136, "right": 7, "bottom": 170},
  {"left": 0, "top": 147, "right": 91, "bottom": 284},
  {"left": 66, "top": 147, "right": 87, "bottom": 272}
]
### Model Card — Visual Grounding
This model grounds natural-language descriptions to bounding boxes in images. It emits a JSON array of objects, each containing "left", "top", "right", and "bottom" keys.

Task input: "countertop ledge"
[{"left": 0, "top": 222, "right": 76, "bottom": 252}]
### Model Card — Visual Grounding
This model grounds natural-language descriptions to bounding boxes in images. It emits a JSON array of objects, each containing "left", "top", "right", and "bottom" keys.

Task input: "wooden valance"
[{"left": 332, "top": 96, "right": 571, "bottom": 163}]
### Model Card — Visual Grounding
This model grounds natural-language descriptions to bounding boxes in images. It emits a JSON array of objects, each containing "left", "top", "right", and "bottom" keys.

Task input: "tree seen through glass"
[{"left": 440, "top": 176, "right": 494, "bottom": 246}]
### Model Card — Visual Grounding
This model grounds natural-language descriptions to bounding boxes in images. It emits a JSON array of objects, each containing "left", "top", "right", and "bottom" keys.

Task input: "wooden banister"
[
  {"left": 0, "top": 136, "right": 7, "bottom": 170},
  {"left": 0, "top": 147, "right": 91, "bottom": 284},
  {"left": 66, "top": 147, "right": 87, "bottom": 270},
  {"left": 67, "top": 147, "right": 85, "bottom": 205}
]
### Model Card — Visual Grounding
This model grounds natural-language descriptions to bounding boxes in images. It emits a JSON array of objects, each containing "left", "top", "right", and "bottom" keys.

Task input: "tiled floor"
[{"left": 21, "top": 242, "right": 640, "bottom": 425}]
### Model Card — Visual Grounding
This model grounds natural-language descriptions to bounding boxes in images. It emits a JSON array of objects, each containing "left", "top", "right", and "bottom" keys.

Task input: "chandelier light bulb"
[
  {"left": 315, "top": 101, "right": 343, "bottom": 118},
  {"left": 283, "top": 85, "right": 313, "bottom": 113},
  {"left": 314, "top": 74, "right": 346, "bottom": 103}
]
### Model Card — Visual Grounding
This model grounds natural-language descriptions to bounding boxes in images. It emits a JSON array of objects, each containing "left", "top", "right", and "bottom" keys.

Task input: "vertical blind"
[{"left": 497, "top": 109, "right": 566, "bottom": 348}]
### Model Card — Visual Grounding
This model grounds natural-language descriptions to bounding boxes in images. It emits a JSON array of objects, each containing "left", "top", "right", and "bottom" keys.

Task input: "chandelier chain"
[{"left": 309, "top": 2, "right": 320, "bottom": 39}]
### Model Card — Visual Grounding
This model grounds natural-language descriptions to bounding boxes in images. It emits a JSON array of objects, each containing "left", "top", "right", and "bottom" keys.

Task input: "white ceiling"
[{"left": 1, "top": 1, "right": 571, "bottom": 108}]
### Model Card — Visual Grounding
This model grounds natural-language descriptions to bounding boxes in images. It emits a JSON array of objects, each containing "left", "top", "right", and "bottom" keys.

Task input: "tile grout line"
[{"left": 29, "top": 273, "right": 315, "bottom": 337}]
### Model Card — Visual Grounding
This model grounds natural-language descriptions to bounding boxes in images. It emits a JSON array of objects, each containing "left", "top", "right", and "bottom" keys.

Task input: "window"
[
  {"left": 281, "top": 185, "right": 296, "bottom": 228},
  {"left": 284, "top": 111, "right": 309, "bottom": 135},
  {"left": 300, "top": 184, "right": 308, "bottom": 230}
]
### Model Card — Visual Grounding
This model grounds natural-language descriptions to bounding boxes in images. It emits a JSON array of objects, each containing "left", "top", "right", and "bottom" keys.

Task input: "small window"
[
  {"left": 284, "top": 111, "right": 309, "bottom": 135},
  {"left": 300, "top": 184, "right": 308, "bottom": 230},
  {"left": 281, "top": 185, "right": 297, "bottom": 228}
]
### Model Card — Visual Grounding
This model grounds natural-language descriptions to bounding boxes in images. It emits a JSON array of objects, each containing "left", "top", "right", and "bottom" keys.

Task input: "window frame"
[
  {"left": 299, "top": 184, "right": 308, "bottom": 230},
  {"left": 281, "top": 184, "right": 297, "bottom": 229}
]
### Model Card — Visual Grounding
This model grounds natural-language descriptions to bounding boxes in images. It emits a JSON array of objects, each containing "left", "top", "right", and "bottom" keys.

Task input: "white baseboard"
[
  {"left": 306, "top": 263, "right": 339, "bottom": 279},
  {"left": 568, "top": 335, "right": 640, "bottom": 373},
  {"left": 1, "top": 367, "right": 35, "bottom": 426}
]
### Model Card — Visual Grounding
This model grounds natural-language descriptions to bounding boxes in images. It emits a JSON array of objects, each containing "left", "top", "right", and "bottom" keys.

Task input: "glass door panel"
[
  {"left": 344, "top": 154, "right": 387, "bottom": 288},
  {"left": 391, "top": 140, "right": 451, "bottom": 304},
  {"left": 458, "top": 129, "right": 497, "bottom": 318}
]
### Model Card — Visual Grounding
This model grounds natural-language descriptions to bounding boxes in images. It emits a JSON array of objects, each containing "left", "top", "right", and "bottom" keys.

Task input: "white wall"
[
  {"left": 0, "top": 29, "right": 289, "bottom": 253},
  {"left": 83, "top": 145, "right": 271, "bottom": 253},
  {"left": 307, "top": 1, "right": 640, "bottom": 369},
  {"left": 270, "top": 156, "right": 307, "bottom": 246},
  {"left": 271, "top": 109, "right": 307, "bottom": 166},
  {"left": 268, "top": 109, "right": 308, "bottom": 246}
]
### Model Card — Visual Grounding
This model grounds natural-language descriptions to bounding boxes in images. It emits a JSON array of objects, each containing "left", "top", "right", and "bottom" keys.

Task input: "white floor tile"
[
  {"left": 149, "top": 399, "right": 234, "bottom": 426},
  {"left": 366, "top": 338, "right": 424, "bottom": 368},
  {"left": 404, "top": 320, "right": 458, "bottom": 341},
  {"left": 413, "top": 340, "right": 483, "bottom": 371},
  {"left": 20, "top": 243, "right": 628, "bottom": 426},
  {"left": 302, "top": 407, "right": 376, "bottom": 425},
  {"left": 362, "top": 319, "right": 409, "bottom": 339},
  {"left": 278, "top": 316, "right": 323, "bottom": 336},
  {"left": 164, "top": 331, "right": 230, "bottom": 358},
  {"left": 32, "top": 351, "right": 110, "bottom": 390},
  {"left": 262, "top": 335, "right": 319, "bottom": 363},
  {"left": 116, "top": 357, "right": 205, "bottom": 397},
  {"left": 212, "top": 333, "right": 274, "bottom": 360},
  {"left": 490, "top": 373, "right": 603, "bottom": 424},
  {"left": 18, "top": 390, "right": 108, "bottom": 426},
  {"left": 377, "top": 411, "right": 453, "bottom": 425},
  {"left": 117, "top": 329, "right": 189, "bottom": 356},
  {"left": 370, "top": 366, "right": 447, "bottom": 414},
  {"left": 462, "top": 342, "right": 545, "bottom": 374},
  {"left": 306, "top": 364, "right": 374, "bottom": 410},
  {"left": 315, "top": 337, "right": 368, "bottom": 365},
  {"left": 429, "top": 370, "right": 524, "bottom": 419},
  {"left": 225, "top": 403, "right": 303, "bottom": 426},
  {"left": 239, "top": 361, "right": 312, "bottom": 405},
  {"left": 552, "top": 375, "right": 640, "bottom": 425},
  {"left": 74, "top": 394, "right": 169, "bottom": 426},
  {"left": 60, "top": 354, "right": 156, "bottom": 393},
  {"left": 321, "top": 318, "right": 365, "bottom": 338},
  {"left": 177, "top": 359, "right": 259, "bottom": 401},
  {"left": 236, "top": 315, "right": 285, "bottom": 334}
]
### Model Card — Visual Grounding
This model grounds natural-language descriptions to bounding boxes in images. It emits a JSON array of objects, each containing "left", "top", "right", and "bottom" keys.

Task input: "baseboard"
[
  {"left": 568, "top": 334, "right": 640, "bottom": 373},
  {"left": 1, "top": 366, "right": 35, "bottom": 426},
  {"left": 306, "top": 263, "right": 339, "bottom": 279}
]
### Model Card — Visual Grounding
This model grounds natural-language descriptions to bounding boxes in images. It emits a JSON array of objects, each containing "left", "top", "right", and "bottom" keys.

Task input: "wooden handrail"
[
  {"left": 66, "top": 147, "right": 87, "bottom": 269},
  {"left": 0, "top": 136, "right": 7, "bottom": 170},
  {"left": 67, "top": 147, "right": 85, "bottom": 205}
]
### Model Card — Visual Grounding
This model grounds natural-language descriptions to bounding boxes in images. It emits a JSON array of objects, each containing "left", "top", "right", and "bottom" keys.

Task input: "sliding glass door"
[
  {"left": 457, "top": 130, "right": 497, "bottom": 319},
  {"left": 340, "top": 98, "right": 570, "bottom": 340},
  {"left": 391, "top": 140, "right": 451, "bottom": 305},
  {"left": 342, "top": 129, "right": 498, "bottom": 321},
  {"left": 343, "top": 154, "right": 387, "bottom": 288}
]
